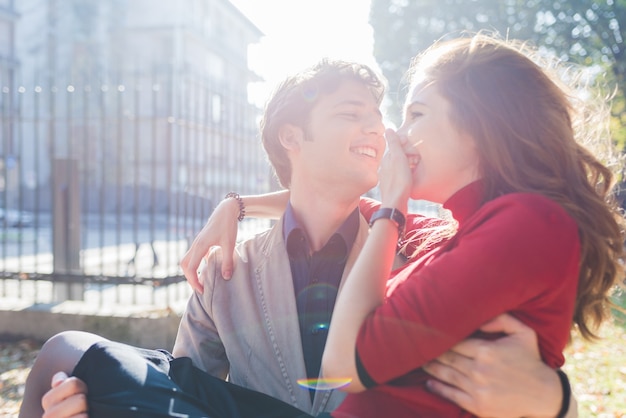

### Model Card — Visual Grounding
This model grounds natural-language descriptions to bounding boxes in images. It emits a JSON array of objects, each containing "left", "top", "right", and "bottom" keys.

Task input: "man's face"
[{"left": 292, "top": 80, "right": 385, "bottom": 196}]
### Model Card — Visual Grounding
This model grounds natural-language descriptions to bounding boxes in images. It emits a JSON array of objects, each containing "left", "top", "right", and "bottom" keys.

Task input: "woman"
[
  {"left": 31, "top": 34, "right": 623, "bottom": 417},
  {"left": 320, "top": 34, "right": 625, "bottom": 416}
]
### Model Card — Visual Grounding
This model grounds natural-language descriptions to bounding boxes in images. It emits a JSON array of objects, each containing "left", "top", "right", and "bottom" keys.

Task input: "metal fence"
[{"left": 0, "top": 69, "right": 272, "bottom": 307}]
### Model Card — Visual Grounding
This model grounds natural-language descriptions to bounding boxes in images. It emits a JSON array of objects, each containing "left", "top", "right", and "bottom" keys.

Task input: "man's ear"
[{"left": 278, "top": 124, "right": 304, "bottom": 151}]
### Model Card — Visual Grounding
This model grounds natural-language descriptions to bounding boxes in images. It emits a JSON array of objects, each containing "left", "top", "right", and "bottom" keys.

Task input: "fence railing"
[{"left": 0, "top": 69, "right": 272, "bottom": 307}]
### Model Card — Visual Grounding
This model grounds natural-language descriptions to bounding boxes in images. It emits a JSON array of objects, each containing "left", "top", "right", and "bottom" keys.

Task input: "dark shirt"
[{"left": 283, "top": 204, "right": 359, "bottom": 389}]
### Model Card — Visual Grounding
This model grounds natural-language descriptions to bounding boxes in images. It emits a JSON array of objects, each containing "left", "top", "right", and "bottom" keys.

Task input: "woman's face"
[{"left": 396, "top": 83, "right": 481, "bottom": 203}]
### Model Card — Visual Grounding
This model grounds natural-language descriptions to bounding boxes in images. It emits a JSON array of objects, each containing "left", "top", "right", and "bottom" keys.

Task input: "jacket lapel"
[{"left": 254, "top": 219, "right": 311, "bottom": 410}]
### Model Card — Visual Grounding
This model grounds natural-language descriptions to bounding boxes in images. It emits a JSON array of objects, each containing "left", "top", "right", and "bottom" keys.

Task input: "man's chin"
[
  {"left": 360, "top": 180, "right": 378, "bottom": 195},
  {"left": 341, "top": 172, "right": 378, "bottom": 195}
]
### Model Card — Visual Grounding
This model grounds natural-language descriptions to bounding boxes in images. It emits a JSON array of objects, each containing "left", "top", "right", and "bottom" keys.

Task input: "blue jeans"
[{"left": 72, "top": 340, "right": 320, "bottom": 418}]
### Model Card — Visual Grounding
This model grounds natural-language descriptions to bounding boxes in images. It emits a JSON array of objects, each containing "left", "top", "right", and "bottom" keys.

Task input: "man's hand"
[
  {"left": 422, "top": 314, "right": 564, "bottom": 418},
  {"left": 41, "top": 372, "right": 89, "bottom": 418},
  {"left": 180, "top": 198, "right": 239, "bottom": 292}
]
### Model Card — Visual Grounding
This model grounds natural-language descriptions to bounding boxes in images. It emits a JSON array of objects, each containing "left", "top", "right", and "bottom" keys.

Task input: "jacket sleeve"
[{"left": 172, "top": 248, "right": 229, "bottom": 380}]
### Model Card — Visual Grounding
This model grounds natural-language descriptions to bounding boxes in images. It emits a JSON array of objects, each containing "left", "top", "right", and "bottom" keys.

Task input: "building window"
[
  {"left": 205, "top": 51, "right": 224, "bottom": 80},
  {"left": 0, "top": 21, "right": 11, "bottom": 59},
  {"left": 211, "top": 94, "right": 221, "bottom": 124}
]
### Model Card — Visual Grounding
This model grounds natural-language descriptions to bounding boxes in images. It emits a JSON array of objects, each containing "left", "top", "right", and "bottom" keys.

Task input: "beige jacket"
[{"left": 174, "top": 214, "right": 371, "bottom": 415}]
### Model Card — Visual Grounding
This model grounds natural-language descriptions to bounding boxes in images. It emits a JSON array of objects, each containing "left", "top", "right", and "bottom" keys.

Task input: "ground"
[
  {"left": 562, "top": 319, "right": 626, "bottom": 417},
  {"left": 0, "top": 338, "right": 39, "bottom": 417},
  {"left": 1, "top": 321, "right": 625, "bottom": 417}
]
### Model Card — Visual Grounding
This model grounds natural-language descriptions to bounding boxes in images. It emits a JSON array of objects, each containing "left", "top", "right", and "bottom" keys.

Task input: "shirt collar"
[{"left": 283, "top": 202, "right": 360, "bottom": 256}]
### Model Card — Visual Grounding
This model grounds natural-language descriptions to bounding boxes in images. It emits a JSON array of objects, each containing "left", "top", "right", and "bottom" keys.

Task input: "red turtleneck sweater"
[{"left": 336, "top": 182, "right": 580, "bottom": 417}]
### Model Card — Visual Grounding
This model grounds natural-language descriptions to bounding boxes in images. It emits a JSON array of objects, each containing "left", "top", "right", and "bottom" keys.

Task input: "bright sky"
[{"left": 228, "top": 0, "right": 378, "bottom": 106}]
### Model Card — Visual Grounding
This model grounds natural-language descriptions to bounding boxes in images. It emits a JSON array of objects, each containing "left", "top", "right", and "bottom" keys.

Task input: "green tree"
[
  {"left": 370, "top": 0, "right": 625, "bottom": 134},
  {"left": 532, "top": 0, "right": 625, "bottom": 93},
  {"left": 371, "top": 0, "right": 541, "bottom": 122},
  {"left": 532, "top": 0, "right": 626, "bottom": 149}
]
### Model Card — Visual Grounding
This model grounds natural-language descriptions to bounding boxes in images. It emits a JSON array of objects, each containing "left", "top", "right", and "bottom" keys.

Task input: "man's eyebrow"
[{"left": 333, "top": 100, "right": 383, "bottom": 117}]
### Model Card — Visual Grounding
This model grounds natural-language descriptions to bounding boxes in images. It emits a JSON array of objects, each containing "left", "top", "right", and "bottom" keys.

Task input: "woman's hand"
[
  {"left": 180, "top": 190, "right": 290, "bottom": 292},
  {"left": 422, "top": 314, "right": 570, "bottom": 418},
  {"left": 41, "top": 372, "right": 89, "bottom": 418},
  {"left": 379, "top": 129, "right": 411, "bottom": 213},
  {"left": 180, "top": 198, "right": 239, "bottom": 292}
]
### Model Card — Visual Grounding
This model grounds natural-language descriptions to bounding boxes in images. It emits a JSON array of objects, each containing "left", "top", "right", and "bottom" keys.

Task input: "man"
[
  {"left": 173, "top": 59, "right": 387, "bottom": 414},
  {"left": 23, "top": 60, "right": 576, "bottom": 417}
]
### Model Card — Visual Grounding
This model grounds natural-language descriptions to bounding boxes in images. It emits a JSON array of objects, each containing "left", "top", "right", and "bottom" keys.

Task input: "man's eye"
[
  {"left": 408, "top": 111, "right": 423, "bottom": 120},
  {"left": 338, "top": 113, "right": 358, "bottom": 119}
]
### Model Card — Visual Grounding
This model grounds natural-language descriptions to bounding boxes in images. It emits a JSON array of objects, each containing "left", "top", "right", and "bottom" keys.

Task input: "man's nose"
[{"left": 364, "top": 115, "right": 385, "bottom": 136}]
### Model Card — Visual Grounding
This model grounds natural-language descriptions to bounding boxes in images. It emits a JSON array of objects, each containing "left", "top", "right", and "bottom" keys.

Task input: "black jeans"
[{"left": 72, "top": 340, "right": 326, "bottom": 418}]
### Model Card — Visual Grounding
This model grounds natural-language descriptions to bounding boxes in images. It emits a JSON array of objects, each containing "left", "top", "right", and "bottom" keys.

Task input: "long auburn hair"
[{"left": 406, "top": 33, "right": 625, "bottom": 340}]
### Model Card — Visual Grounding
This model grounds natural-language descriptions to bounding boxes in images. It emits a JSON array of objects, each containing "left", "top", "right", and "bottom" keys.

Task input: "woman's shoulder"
[
  {"left": 477, "top": 192, "right": 578, "bottom": 236},
  {"left": 459, "top": 192, "right": 580, "bottom": 278},
  {"left": 488, "top": 192, "right": 571, "bottom": 216}
]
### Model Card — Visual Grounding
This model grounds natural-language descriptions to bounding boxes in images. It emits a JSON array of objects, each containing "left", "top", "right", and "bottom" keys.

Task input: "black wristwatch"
[{"left": 369, "top": 207, "right": 406, "bottom": 237}]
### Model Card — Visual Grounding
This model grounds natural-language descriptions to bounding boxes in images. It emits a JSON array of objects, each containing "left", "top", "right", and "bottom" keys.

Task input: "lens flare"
[
  {"left": 302, "top": 87, "right": 318, "bottom": 102},
  {"left": 296, "top": 377, "right": 352, "bottom": 390}
]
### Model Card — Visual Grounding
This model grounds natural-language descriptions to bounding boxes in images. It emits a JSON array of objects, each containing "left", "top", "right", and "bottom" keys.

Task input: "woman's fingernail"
[{"left": 51, "top": 371, "right": 68, "bottom": 387}]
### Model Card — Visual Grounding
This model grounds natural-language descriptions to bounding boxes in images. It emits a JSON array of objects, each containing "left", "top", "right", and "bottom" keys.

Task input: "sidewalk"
[
  {"left": 0, "top": 244, "right": 192, "bottom": 350},
  {"left": 0, "top": 282, "right": 190, "bottom": 350}
]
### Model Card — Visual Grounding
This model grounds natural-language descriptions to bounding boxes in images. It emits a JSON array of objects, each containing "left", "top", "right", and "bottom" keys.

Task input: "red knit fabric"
[{"left": 341, "top": 183, "right": 580, "bottom": 417}]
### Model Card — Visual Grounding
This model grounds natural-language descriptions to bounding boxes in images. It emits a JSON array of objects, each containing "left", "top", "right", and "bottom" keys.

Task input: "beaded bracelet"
[
  {"left": 224, "top": 192, "right": 246, "bottom": 221},
  {"left": 556, "top": 369, "right": 571, "bottom": 418}
]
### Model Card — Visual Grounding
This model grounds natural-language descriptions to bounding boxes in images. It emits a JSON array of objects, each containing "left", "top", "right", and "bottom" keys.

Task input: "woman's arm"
[
  {"left": 322, "top": 130, "right": 412, "bottom": 392},
  {"left": 181, "top": 190, "right": 408, "bottom": 292},
  {"left": 321, "top": 209, "right": 404, "bottom": 392},
  {"left": 180, "top": 190, "right": 289, "bottom": 292},
  {"left": 424, "top": 314, "right": 578, "bottom": 418},
  {"left": 233, "top": 190, "right": 291, "bottom": 219}
]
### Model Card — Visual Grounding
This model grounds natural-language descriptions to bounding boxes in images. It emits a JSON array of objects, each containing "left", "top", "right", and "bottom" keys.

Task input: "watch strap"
[{"left": 369, "top": 207, "right": 406, "bottom": 237}]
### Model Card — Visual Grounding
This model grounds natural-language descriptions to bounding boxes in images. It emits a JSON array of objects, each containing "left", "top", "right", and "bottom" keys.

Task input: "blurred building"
[
  {"left": 8, "top": 0, "right": 267, "bottom": 214},
  {"left": 0, "top": 0, "right": 17, "bottom": 95},
  {"left": 0, "top": 0, "right": 273, "bottom": 300},
  {"left": 0, "top": 0, "right": 18, "bottom": 208}
]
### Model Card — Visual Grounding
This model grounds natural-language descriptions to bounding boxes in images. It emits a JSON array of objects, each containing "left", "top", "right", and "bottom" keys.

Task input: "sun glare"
[{"left": 229, "top": 0, "right": 377, "bottom": 105}]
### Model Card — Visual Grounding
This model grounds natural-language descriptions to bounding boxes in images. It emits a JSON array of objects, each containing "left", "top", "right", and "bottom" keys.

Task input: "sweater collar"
[{"left": 442, "top": 180, "right": 485, "bottom": 228}]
